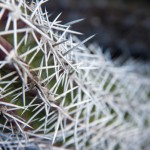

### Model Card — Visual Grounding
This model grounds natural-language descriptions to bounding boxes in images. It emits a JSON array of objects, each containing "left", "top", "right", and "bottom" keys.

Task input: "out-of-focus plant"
[{"left": 0, "top": 0, "right": 150, "bottom": 150}]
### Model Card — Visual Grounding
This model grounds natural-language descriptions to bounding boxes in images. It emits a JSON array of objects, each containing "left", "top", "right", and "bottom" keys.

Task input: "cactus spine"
[{"left": 0, "top": 0, "right": 150, "bottom": 149}]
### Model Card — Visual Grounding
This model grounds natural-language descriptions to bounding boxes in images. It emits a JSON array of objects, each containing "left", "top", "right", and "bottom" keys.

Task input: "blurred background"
[{"left": 42, "top": 0, "right": 150, "bottom": 60}]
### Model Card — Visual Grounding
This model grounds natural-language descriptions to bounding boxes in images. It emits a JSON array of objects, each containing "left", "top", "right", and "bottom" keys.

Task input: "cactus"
[{"left": 0, "top": 0, "right": 150, "bottom": 149}]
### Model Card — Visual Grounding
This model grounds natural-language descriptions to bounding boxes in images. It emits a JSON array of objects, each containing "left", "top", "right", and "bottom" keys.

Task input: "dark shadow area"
[{"left": 41, "top": 0, "right": 150, "bottom": 60}]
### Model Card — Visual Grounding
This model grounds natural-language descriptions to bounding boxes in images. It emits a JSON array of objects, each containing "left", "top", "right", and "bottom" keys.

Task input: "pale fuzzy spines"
[{"left": 0, "top": 0, "right": 150, "bottom": 150}]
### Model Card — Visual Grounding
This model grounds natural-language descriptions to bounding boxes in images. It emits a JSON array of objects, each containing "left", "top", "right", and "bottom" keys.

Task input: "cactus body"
[{"left": 0, "top": 0, "right": 150, "bottom": 149}]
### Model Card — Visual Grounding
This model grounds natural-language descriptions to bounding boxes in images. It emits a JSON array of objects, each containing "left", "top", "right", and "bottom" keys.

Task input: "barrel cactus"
[{"left": 0, "top": 0, "right": 150, "bottom": 149}]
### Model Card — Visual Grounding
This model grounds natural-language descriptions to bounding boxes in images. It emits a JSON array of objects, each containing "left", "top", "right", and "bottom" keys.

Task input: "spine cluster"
[{"left": 0, "top": 0, "right": 150, "bottom": 149}]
